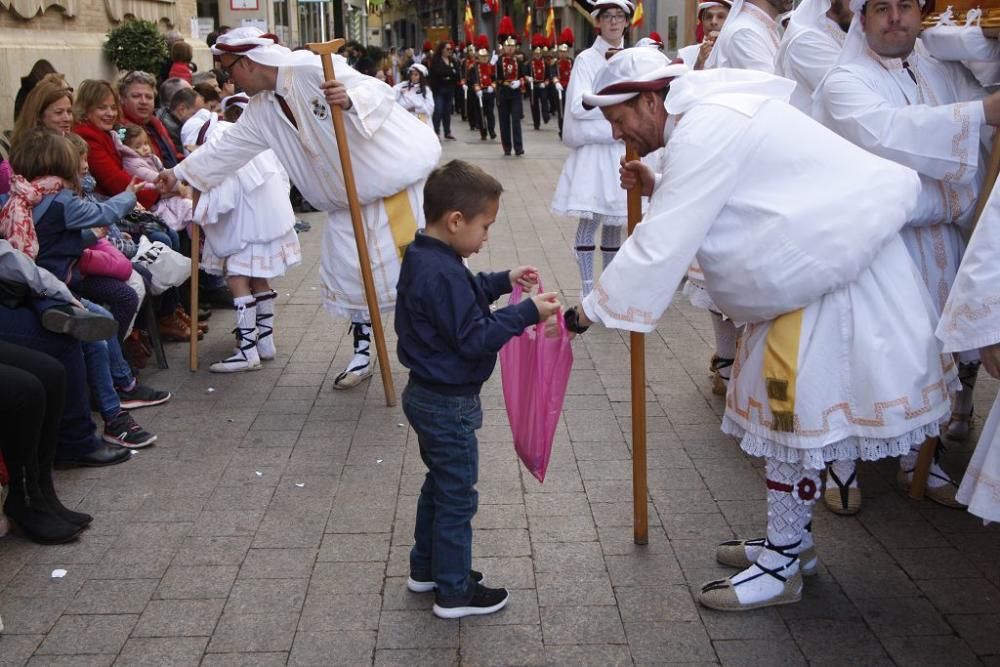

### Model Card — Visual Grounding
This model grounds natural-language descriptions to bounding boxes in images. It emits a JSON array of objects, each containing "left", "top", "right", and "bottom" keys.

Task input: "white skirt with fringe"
[{"left": 721, "top": 235, "right": 956, "bottom": 470}]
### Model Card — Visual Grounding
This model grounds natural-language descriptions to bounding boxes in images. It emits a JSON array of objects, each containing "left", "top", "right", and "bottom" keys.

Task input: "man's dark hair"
[
  {"left": 423, "top": 160, "right": 504, "bottom": 224},
  {"left": 169, "top": 87, "right": 200, "bottom": 112}
]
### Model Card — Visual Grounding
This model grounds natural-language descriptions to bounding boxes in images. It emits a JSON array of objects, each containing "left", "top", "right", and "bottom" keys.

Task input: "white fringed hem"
[
  {"left": 721, "top": 416, "right": 944, "bottom": 471},
  {"left": 556, "top": 209, "right": 628, "bottom": 227},
  {"left": 681, "top": 279, "right": 719, "bottom": 312}
]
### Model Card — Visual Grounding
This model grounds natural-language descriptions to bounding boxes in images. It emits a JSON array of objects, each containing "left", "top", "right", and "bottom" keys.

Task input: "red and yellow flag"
[
  {"left": 525, "top": 10, "right": 533, "bottom": 40},
  {"left": 464, "top": 1, "right": 475, "bottom": 44},
  {"left": 545, "top": 6, "right": 556, "bottom": 42},
  {"left": 631, "top": 0, "right": 644, "bottom": 28}
]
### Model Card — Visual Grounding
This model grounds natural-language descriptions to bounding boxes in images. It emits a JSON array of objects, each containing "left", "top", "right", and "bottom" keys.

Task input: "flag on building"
[
  {"left": 631, "top": 0, "right": 644, "bottom": 28},
  {"left": 464, "top": 1, "right": 475, "bottom": 44},
  {"left": 545, "top": 6, "right": 556, "bottom": 42}
]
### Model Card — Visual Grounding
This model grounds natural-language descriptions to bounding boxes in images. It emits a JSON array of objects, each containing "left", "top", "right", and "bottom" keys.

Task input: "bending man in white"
[
  {"left": 565, "top": 48, "right": 952, "bottom": 611},
  {"left": 158, "top": 28, "right": 441, "bottom": 389}
]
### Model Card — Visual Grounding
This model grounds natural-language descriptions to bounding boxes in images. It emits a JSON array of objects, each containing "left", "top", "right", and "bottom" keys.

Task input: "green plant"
[{"left": 104, "top": 19, "right": 168, "bottom": 76}]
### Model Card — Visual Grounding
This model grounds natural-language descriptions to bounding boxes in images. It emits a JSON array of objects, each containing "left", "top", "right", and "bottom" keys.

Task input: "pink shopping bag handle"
[{"left": 510, "top": 279, "right": 566, "bottom": 333}]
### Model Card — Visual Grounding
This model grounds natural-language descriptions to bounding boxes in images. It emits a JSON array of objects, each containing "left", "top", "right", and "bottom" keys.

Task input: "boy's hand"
[
  {"left": 531, "top": 291, "right": 561, "bottom": 322},
  {"left": 510, "top": 266, "right": 539, "bottom": 289},
  {"left": 92, "top": 226, "right": 108, "bottom": 239}
]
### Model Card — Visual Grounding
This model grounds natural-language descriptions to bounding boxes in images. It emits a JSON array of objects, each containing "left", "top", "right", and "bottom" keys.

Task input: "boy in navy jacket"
[{"left": 396, "top": 159, "right": 560, "bottom": 619}]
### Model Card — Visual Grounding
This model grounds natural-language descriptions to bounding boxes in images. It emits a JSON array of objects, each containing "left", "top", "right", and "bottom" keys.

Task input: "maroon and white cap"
[
  {"left": 212, "top": 27, "right": 314, "bottom": 67},
  {"left": 221, "top": 94, "right": 250, "bottom": 113},
  {"left": 582, "top": 47, "right": 688, "bottom": 109}
]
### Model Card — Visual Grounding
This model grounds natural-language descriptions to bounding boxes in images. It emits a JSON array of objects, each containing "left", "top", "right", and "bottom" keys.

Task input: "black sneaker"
[
  {"left": 433, "top": 582, "right": 509, "bottom": 619},
  {"left": 117, "top": 384, "right": 172, "bottom": 410},
  {"left": 407, "top": 569, "right": 484, "bottom": 594},
  {"left": 102, "top": 410, "right": 157, "bottom": 449}
]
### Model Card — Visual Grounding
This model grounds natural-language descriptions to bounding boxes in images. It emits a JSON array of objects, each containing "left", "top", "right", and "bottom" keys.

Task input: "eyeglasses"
[
  {"left": 220, "top": 56, "right": 245, "bottom": 76},
  {"left": 600, "top": 11, "right": 628, "bottom": 22}
]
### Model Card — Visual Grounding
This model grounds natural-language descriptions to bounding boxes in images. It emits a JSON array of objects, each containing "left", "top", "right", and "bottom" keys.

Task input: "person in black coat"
[{"left": 428, "top": 41, "right": 459, "bottom": 140}]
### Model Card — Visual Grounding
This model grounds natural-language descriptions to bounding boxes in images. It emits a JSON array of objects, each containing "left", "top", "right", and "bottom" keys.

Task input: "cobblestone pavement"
[{"left": 2, "top": 116, "right": 1000, "bottom": 667}]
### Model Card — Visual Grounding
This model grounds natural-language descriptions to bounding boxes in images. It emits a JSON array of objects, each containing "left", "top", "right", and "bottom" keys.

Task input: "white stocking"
[
  {"left": 710, "top": 312, "right": 738, "bottom": 379},
  {"left": 575, "top": 218, "right": 599, "bottom": 297},
  {"left": 731, "top": 459, "right": 817, "bottom": 606},
  {"left": 599, "top": 224, "right": 622, "bottom": 271},
  {"left": 899, "top": 441, "right": 953, "bottom": 489}
]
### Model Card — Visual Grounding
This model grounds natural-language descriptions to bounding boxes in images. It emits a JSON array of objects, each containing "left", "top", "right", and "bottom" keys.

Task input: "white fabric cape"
[
  {"left": 774, "top": 0, "right": 846, "bottom": 112},
  {"left": 938, "top": 183, "right": 1000, "bottom": 524},
  {"left": 704, "top": 0, "right": 781, "bottom": 72}
]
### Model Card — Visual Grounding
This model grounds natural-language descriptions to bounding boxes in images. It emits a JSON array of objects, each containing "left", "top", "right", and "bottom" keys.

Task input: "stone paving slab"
[{"left": 2, "top": 117, "right": 1000, "bottom": 666}]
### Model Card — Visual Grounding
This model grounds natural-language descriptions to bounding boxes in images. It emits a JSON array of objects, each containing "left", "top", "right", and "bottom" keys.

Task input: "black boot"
[
  {"left": 3, "top": 465, "right": 82, "bottom": 545},
  {"left": 36, "top": 435, "right": 93, "bottom": 527}
]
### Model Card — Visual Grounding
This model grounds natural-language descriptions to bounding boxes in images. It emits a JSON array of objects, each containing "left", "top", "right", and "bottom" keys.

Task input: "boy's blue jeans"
[{"left": 402, "top": 381, "right": 482, "bottom": 602}]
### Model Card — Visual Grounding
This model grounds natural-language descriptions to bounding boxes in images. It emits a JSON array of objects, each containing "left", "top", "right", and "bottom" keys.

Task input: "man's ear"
[{"left": 446, "top": 210, "right": 464, "bottom": 232}]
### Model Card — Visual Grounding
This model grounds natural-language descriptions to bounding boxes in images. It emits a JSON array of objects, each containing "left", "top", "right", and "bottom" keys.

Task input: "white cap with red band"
[{"left": 581, "top": 48, "right": 689, "bottom": 109}]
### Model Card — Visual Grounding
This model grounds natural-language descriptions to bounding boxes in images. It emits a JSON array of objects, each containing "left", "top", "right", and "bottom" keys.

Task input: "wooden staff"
[
  {"left": 189, "top": 192, "right": 200, "bottom": 372},
  {"left": 968, "top": 132, "right": 1000, "bottom": 240},
  {"left": 626, "top": 145, "right": 648, "bottom": 545},
  {"left": 308, "top": 38, "right": 397, "bottom": 407}
]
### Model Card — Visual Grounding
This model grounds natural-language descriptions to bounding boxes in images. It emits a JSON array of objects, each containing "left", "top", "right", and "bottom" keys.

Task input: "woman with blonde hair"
[{"left": 11, "top": 73, "right": 74, "bottom": 146}]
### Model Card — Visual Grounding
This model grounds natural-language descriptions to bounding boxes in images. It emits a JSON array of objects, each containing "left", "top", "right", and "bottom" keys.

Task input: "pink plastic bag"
[{"left": 499, "top": 282, "right": 573, "bottom": 482}]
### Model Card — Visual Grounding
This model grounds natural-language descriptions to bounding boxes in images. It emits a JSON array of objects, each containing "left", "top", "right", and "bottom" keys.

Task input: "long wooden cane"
[
  {"left": 189, "top": 191, "right": 200, "bottom": 372},
  {"left": 626, "top": 145, "right": 648, "bottom": 545},
  {"left": 307, "top": 38, "right": 397, "bottom": 407},
  {"left": 967, "top": 132, "right": 1000, "bottom": 240}
]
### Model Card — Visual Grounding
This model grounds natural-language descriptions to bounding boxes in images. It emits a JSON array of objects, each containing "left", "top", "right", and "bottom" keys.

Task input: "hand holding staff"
[{"left": 309, "top": 38, "right": 397, "bottom": 407}]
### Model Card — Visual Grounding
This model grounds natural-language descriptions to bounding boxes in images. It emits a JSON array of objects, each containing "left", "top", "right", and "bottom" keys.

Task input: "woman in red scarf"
[{"left": 71, "top": 79, "right": 160, "bottom": 210}]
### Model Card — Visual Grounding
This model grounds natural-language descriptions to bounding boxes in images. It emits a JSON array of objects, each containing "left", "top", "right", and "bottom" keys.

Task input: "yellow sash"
[
  {"left": 384, "top": 190, "right": 418, "bottom": 260},
  {"left": 763, "top": 309, "right": 804, "bottom": 433}
]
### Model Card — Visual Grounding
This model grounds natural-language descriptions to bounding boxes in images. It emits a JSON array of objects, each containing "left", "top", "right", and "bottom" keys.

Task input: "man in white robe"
[
  {"left": 705, "top": 0, "right": 789, "bottom": 71},
  {"left": 158, "top": 28, "right": 441, "bottom": 389},
  {"left": 814, "top": 0, "right": 1000, "bottom": 505},
  {"left": 677, "top": 1, "right": 732, "bottom": 71},
  {"left": 774, "top": 0, "right": 850, "bottom": 113},
  {"left": 566, "top": 48, "right": 952, "bottom": 611},
  {"left": 938, "top": 185, "right": 1000, "bottom": 524}
]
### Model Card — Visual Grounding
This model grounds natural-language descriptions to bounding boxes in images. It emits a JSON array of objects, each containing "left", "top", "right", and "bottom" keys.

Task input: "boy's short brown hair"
[
  {"left": 423, "top": 160, "right": 503, "bottom": 225},
  {"left": 10, "top": 128, "right": 79, "bottom": 183}
]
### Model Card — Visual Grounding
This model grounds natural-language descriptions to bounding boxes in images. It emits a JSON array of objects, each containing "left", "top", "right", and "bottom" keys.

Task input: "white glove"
[
  {"left": 486, "top": 86, "right": 494, "bottom": 94},
  {"left": 510, "top": 80, "right": 521, "bottom": 90},
  {"left": 538, "top": 82, "right": 546, "bottom": 88},
  {"left": 555, "top": 82, "right": 564, "bottom": 92},
  {"left": 490, "top": 52, "right": 499, "bottom": 66},
  {"left": 526, "top": 76, "right": 534, "bottom": 83},
  {"left": 477, "top": 91, "right": 484, "bottom": 101},
  {"left": 462, "top": 84, "right": 468, "bottom": 94}
]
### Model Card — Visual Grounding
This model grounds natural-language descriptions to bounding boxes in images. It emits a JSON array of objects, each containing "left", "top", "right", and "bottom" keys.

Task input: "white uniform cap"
[
  {"left": 180, "top": 108, "right": 218, "bottom": 153},
  {"left": 581, "top": 47, "right": 689, "bottom": 109},
  {"left": 408, "top": 63, "right": 429, "bottom": 77},
  {"left": 221, "top": 94, "right": 250, "bottom": 113},
  {"left": 590, "top": 0, "right": 636, "bottom": 19},
  {"left": 212, "top": 26, "right": 317, "bottom": 67}
]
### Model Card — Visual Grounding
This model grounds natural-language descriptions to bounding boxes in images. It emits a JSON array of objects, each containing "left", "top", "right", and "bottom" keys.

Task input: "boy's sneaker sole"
[
  {"left": 433, "top": 587, "right": 509, "bottom": 619},
  {"left": 118, "top": 390, "right": 172, "bottom": 411},
  {"left": 407, "top": 570, "right": 484, "bottom": 593}
]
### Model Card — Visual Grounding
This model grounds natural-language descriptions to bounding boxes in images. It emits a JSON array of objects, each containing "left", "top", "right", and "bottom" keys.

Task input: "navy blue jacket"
[{"left": 396, "top": 232, "right": 540, "bottom": 396}]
